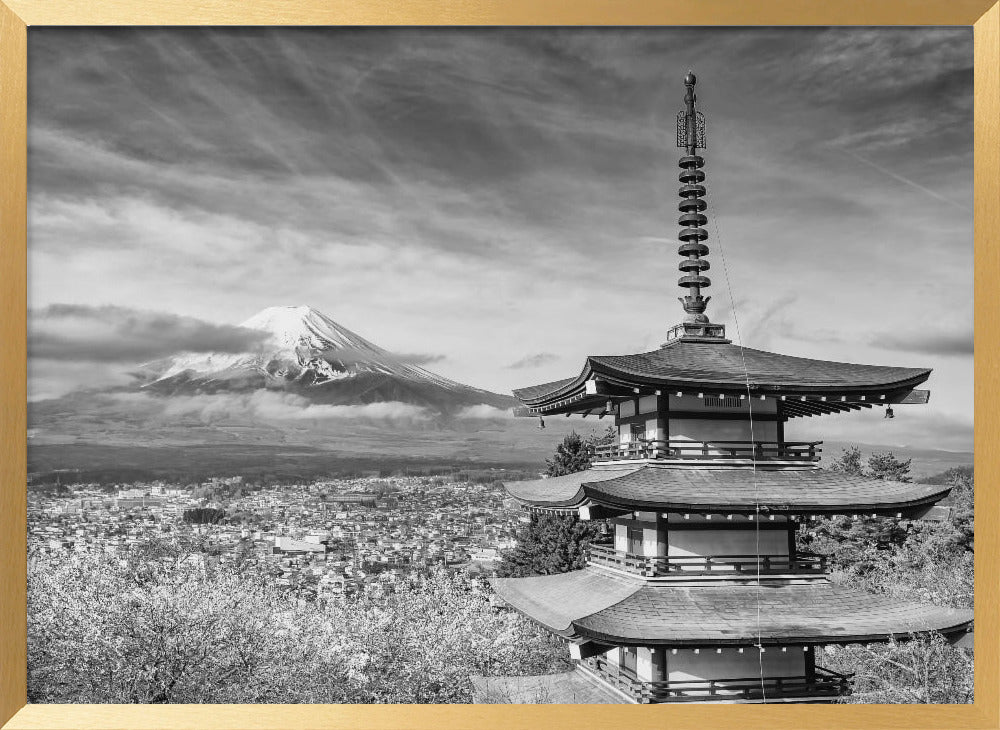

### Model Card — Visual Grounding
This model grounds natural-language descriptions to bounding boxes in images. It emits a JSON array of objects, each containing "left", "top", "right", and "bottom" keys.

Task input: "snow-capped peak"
[
  {"left": 239, "top": 305, "right": 390, "bottom": 357},
  {"left": 149, "top": 305, "right": 472, "bottom": 392}
]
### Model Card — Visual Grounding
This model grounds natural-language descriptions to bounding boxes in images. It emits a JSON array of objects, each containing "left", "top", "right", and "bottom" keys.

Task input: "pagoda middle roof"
[
  {"left": 490, "top": 568, "right": 973, "bottom": 646},
  {"left": 513, "top": 340, "right": 930, "bottom": 405},
  {"left": 504, "top": 464, "right": 951, "bottom": 515}
]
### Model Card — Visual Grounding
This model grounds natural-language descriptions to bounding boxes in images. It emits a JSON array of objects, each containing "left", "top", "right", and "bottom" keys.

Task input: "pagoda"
[{"left": 484, "top": 72, "right": 973, "bottom": 704}]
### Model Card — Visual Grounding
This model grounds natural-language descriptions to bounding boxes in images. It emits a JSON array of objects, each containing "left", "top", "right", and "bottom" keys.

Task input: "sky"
[{"left": 27, "top": 27, "right": 974, "bottom": 451}]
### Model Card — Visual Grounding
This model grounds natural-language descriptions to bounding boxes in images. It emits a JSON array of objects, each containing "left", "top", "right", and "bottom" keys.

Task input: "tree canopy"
[{"left": 498, "top": 428, "right": 613, "bottom": 577}]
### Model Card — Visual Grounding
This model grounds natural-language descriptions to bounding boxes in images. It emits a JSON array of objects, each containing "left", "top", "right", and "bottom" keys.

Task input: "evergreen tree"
[
  {"left": 544, "top": 431, "right": 593, "bottom": 476},
  {"left": 805, "top": 446, "right": 920, "bottom": 565},
  {"left": 499, "top": 428, "right": 612, "bottom": 577},
  {"left": 830, "top": 445, "right": 864, "bottom": 475},
  {"left": 866, "top": 451, "right": 912, "bottom": 482},
  {"left": 496, "top": 513, "right": 603, "bottom": 577}
]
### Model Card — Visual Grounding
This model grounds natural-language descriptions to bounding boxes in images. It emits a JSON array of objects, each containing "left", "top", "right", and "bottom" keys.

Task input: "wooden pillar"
[
  {"left": 657, "top": 394, "right": 670, "bottom": 445},
  {"left": 776, "top": 399, "right": 785, "bottom": 444},
  {"left": 658, "top": 513, "right": 668, "bottom": 555}
]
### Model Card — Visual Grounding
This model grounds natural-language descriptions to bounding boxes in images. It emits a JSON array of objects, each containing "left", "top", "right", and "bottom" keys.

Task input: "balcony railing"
[
  {"left": 587, "top": 543, "right": 827, "bottom": 577},
  {"left": 591, "top": 439, "right": 821, "bottom": 463},
  {"left": 581, "top": 656, "right": 852, "bottom": 703}
]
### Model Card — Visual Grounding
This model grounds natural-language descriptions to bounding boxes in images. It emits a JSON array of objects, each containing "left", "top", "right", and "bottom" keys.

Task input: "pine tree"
[
  {"left": 495, "top": 513, "right": 603, "bottom": 577},
  {"left": 545, "top": 431, "right": 593, "bottom": 476},
  {"left": 499, "top": 429, "right": 611, "bottom": 577},
  {"left": 830, "top": 445, "right": 864, "bottom": 475},
  {"left": 866, "top": 451, "right": 912, "bottom": 482}
]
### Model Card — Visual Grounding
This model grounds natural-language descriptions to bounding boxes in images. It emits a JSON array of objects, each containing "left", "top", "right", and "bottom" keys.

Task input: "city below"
[{"left": 28, "top": 472, "right": 530, "bottom": 600}]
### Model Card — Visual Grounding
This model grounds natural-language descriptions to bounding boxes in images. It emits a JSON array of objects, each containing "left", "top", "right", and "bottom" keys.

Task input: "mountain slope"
[{"left": 141, "top": 305, "right": 514, "bottom": 413}]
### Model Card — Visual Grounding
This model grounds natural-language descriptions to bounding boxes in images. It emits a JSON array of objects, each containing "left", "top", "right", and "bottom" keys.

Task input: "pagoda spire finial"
[{"left": 664, "top": 71, "right": 728, "bottom": 345}]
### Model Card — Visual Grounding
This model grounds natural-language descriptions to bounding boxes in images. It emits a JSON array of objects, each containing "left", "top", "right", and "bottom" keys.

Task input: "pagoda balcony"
[
  {"left": 580, "top": 656, "right": 852, "bottom": 703},
  {"left": 587, "top": 542, "right": 828, "bottom": 577},
  {"left": 591, "top": 439, "right": 821, "bottom": 464}
]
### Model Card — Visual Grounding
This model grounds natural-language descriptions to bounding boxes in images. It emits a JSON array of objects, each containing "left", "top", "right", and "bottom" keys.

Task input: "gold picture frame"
[{"left": 1, "top": 2, "right": 997, "bottom": 728}]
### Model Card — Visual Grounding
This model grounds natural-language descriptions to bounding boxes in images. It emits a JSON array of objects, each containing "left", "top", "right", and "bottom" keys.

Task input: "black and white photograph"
[{"left": 25, "top": 27, "right": 974, "bottom": 704}]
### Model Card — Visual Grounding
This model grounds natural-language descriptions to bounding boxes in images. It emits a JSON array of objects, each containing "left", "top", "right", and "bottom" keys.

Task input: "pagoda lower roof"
[
  {"left": 490, "top": 568, "right": 973, "bottom": 646},
  {"left": 504, "top": 464, "right": 951, "bottom": 515},
  {"left": 513, "top": 340, "right": 930, "bottom": 409}
]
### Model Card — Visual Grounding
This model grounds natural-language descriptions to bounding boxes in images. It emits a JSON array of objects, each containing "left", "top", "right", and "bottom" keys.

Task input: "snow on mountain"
[{"left": 143, "top": 305, "right": 513, "bottom": 413}]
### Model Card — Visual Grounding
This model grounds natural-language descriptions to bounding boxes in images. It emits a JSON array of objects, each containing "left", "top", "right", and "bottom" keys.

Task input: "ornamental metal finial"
[{"left": 676, "top": 71, "right": 711, "bottom": 325}]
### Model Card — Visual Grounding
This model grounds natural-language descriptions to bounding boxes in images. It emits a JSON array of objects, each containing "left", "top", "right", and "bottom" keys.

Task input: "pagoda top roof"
[
  {"left": 514, "top": 340, "right": 930, "bottom": 410},
  {"left": 490, "top": 569, "right": 972, "bottom": 646},
  {"left": 504, "top": 464, "right": 951, "bottom": 515}
]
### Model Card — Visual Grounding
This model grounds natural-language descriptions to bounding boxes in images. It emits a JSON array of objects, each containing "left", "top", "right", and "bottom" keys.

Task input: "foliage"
[
  {"left": 801, "top": 451, "right": 975, "bottom": 704},
  {"left": 182, "top": 507, "right": 226, "bottom": 524},
  {"left": 821, "top": 634, "right": 973, "bottom": 704},
  {"left": 495, "top": 513, "right": 605, "bottom": 577},
  {"left": 803, "top": 448, "right": 917, "bottom": 564},
  {"left": 28, "top": 547, "right": 569, "bottom": 703},
  {"left": 543, "top": 427, "right": 616, "bottom": 477},
  {"left": 544, "top": 432, "right": 592, "bottom": 477},
  {"left": 498, "top": 428, "right": 613, "bottom": 577},
  {"left": 803, "top": 450, "right": 973, "bottom": 573}
]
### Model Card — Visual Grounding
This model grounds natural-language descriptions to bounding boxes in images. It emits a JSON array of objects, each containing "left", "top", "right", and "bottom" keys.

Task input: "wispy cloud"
[
  {"left": 506, "top": 353, "right": 558, "bottom": 370},
  {"left": 871, "top": 329, "right": 974, "bottom": 357}
]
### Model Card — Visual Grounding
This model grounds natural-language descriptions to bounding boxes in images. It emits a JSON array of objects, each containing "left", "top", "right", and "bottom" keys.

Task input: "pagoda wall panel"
[
  {"left": 614, "top": 523, "right": 628, "bottom": 552},
  {"left": 669, "top": 418, "right": 778, "bottom": 443},
  {"left": 667, "top": 528, "right": 788, "bottom": 558},
  {"left": 666, "top": 648, "right": 805, "bottom": 684}
]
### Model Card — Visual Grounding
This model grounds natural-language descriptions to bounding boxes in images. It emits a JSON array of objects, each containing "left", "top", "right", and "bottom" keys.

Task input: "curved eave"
[
  {"left": 573, "top": 582, "right": 974, "bottom": 647},
  {"left": 513, "top": 343, "right": 931, "bottom": 410},
  {"left": 491, "top": 569, "right": 973, "bottom": 647},
  {"left": 504, "top": 466, "right": 952, "bottom": 516},
  {"left": 489, "top": 569, "right": 642, "bottom": 638}
]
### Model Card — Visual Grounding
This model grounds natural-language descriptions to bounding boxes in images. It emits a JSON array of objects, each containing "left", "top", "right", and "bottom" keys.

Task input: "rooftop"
[
  {"left": 490, "top": 568, "right": 973, "bottom": 646},
  {"left": 503, "top": 464, "right": 951, "bottom": 515},
  {"left": 513, "top": 341, "right": 931, "bottom": 417}
]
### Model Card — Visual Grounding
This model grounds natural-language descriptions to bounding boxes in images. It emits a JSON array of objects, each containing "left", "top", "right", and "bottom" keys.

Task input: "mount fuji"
[{"left": 139, "top": 305, "right": 515, "bottom": 414}]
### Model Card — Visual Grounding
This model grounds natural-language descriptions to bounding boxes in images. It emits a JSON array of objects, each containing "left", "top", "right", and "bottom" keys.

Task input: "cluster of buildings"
[{"left": 28, "top": 474, "right": 524, "bottom": 600}]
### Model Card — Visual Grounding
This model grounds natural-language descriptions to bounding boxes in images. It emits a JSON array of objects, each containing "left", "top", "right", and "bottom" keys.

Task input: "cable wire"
[{"left": 705, "top": 180, "right": 767, "bottom": 703}]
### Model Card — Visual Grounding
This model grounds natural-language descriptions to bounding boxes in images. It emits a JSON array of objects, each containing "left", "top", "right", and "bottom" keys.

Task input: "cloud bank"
[
  {"left": 114, "top": 391, "right": 433, "bottom": 424},
  {"left": 30, "top": 304, "right": 269, "bottom": 362}
]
